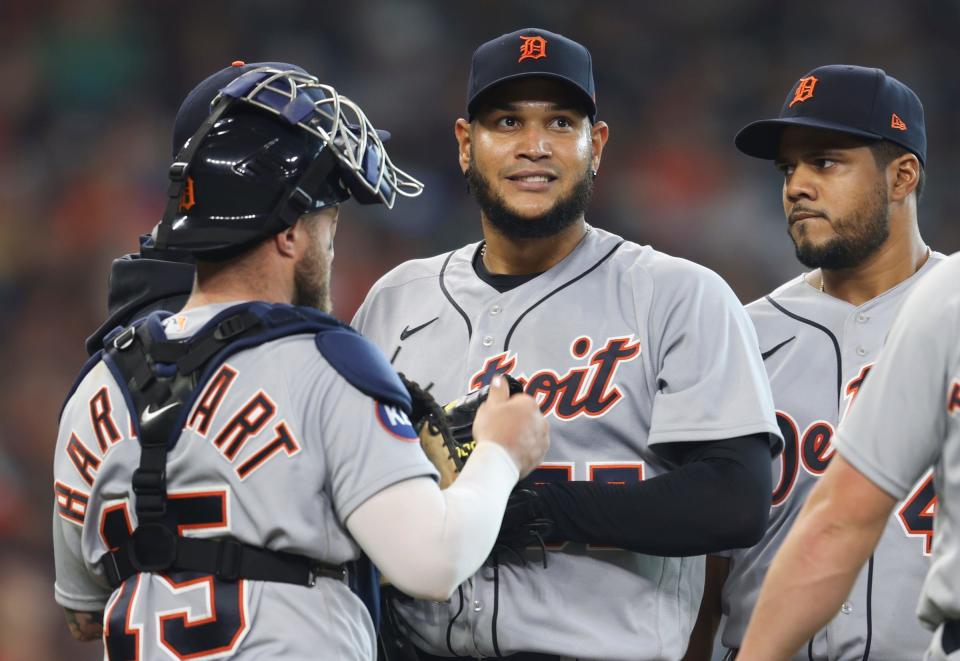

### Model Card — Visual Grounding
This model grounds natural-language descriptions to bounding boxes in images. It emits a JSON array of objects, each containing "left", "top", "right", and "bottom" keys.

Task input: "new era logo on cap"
[{"left": 735, "top": 64, "right": 927, "bottom": 166}]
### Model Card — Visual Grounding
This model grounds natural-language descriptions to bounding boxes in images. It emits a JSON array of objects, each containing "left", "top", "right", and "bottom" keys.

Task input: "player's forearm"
[
  {"left": 535, "top": 434, "right": 771, "bottom": 555},
  {"left": 63, "top": 608, "right": 104, "bottom": 642},
  {"left": 738, "top": 459, "right": 892, "bottom": 660},
  {"left": 346, "top": 442, "right": 518, "bottom": 600}
]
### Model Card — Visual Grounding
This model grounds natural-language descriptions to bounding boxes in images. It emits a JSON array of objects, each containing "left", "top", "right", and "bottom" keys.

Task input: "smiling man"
[
  {"left": 353, "top": 28, "right": 781, "bottom": 660},
  {"left": 685, "top": 65, "right": 944, "bottom": 661}
]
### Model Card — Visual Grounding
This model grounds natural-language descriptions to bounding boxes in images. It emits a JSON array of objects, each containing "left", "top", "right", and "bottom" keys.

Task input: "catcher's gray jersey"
[
  {"left": 720, "top": 253, "right": 945, "bottom": 660},
  {"left": 53, "top": 303, "right": 437, "bottom": 660},
  {"left": 833, "top": 252, "right": 960, "bottom": 659},
  {"left": 353, "top": 226, "right": 780, "bottom": 660}
]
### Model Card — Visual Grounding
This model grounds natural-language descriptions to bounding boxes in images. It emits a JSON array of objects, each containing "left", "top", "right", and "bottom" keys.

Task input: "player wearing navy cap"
[
  {"left": 52, "top": 61, "right": 549, "bottom": 659},
  {"left": 353, "top": 28, "right": 781, "bottom": 660},
  {"left": 739, "top": 252, "right": 960, "bottom": 661},
  {"left": 686, "top": 65, "right": 943, "bottom": 661}
]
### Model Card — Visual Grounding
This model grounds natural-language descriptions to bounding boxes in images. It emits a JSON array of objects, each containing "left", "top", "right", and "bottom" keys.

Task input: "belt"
[{"left": 944, "top": 619, "right": 960, "bottom": 655}]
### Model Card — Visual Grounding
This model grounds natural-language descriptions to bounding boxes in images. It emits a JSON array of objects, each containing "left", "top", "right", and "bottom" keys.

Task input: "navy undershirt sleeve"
[{"left": 533, "top": 433, "right": 772, "bottom": 556}]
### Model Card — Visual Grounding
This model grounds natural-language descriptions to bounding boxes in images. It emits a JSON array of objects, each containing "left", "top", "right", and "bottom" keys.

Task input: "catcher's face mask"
[{"left": 155, "top": 65, "right": 424, "bottom": 259}]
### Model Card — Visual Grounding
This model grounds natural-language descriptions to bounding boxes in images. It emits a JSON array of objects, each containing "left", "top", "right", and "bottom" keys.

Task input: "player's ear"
[
  {"left": 455, "top": 118, "right": 472, "bottom": 175},
  {"left": 590, "top": 120, "right": 609, "bottom": 175},
  {"left": 888, "top": 153, "right": 921, "bottom": 202},
  {"left": 273, "top": 223, "right": 299, "bottom": 259}
]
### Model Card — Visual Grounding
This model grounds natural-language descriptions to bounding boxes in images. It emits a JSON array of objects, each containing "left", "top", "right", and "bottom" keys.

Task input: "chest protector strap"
[{"left": 100, "top": 305, "right": 347, "bottom": 590}]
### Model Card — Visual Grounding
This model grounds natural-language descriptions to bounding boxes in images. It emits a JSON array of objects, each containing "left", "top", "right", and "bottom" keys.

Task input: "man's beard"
[
  {"left": 792, "top": 181, "right": 890, "bottom": 270},
  {"left": 466, "top": 157, "right": 594, "bottom": 239},
  {"left": 292, "top": 235, "right": 332, "bottom": 312}
]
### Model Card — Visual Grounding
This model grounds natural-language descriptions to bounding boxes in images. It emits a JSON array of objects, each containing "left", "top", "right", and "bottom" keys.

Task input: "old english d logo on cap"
[
  {"left": 735, "top": 65, "right": 927, "bottom": 165},
  {"left": 467, "top": 28, "right": 597, "bottom": 121},
  {"left": 789, "top": 76, "right": 818, "bottom": 108},
  {"left": 178, "top": 176, "right": 196, "bottom": 211},
  {"left": 518, "top": 34, "right": 548, "bottom": 62}
]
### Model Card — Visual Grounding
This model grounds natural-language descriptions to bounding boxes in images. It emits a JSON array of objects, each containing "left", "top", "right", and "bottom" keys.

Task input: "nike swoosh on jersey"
[
  {"left": 141, "top": 401, "right": 180, "bottom": 423},
  {"left": 761, "top": 336, "right": 797, "bottom": 361},
  {"left": 400, "top": 317, "right": 439, "bottom": 341}
]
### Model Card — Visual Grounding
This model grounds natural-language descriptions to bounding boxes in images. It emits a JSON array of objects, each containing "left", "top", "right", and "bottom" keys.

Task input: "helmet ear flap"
[{"left": 266, "top": 146, "right": 350, "bottom": 230}]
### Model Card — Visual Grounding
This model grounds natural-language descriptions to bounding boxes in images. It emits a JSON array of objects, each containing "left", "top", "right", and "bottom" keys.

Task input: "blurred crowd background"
[{"left": 1, "top": 0, "right": 958, "bottom": 658}]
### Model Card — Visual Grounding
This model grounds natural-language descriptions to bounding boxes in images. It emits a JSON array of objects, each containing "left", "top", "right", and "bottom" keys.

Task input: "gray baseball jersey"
[
  {"left": 720, "top": 253, "right": 945, "bottom": 660},
  {"left": 352, "top": 226, "right": 780, "bottom": 660},
  {"left": 832, "top": 251, "right": 960, "bottom": 659},
  {"left": 53, "top": 302, "right": 437, "bottom": 660}
]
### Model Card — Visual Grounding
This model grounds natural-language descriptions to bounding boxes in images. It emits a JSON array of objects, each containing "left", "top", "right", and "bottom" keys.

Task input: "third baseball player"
[{"left": 686, "top": 65, "right": 943, "bottom": 661}]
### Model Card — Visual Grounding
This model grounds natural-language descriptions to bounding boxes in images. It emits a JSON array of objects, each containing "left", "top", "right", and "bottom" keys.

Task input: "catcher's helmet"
[{"left": 154, "top": 62, "right": 423, "bottom": 260}]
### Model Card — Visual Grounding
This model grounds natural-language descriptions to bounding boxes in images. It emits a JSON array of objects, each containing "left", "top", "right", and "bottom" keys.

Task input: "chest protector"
[{"left": 85, "top": 302, "right": 411, "bottom": 626}]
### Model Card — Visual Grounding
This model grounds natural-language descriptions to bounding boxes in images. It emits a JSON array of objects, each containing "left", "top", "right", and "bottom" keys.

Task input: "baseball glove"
[
  {"left": 490, "top": 485, "right": 554, "bottom": 567},
  {"left": 400, "top": 374, "right": 523, "bottom": 488}
]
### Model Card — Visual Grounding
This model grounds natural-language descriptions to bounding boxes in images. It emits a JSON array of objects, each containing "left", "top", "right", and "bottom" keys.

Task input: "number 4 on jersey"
[{"left": 897, "top": 471, "right": 936, "bottom": 556}]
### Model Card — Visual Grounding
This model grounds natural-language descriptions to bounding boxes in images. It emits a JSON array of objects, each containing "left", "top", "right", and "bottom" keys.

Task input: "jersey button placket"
[{"left": 467, "top": 575, "right": 490, "bottom": 657}]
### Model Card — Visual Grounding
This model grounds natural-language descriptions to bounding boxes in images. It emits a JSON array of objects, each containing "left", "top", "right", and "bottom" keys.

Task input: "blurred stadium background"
[{"left": 1, "top": 1, "right": 958, "bottom": 658}]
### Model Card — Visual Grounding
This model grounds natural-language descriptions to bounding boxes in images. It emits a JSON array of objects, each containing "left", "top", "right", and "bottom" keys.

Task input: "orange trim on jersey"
[
  {"left": 799, "top": 420, "right": 836, "bottom": 476},
  {"left": 586, "top": 462, "right": 646, "bottom": 551},
  {"left": 212, "top": 389, "right": 277, "bottom": 460},
  {"left": 570, "top": 335, "right": 592, "bottom": 359},
  {"left": 54, "top": 481, "right": 89, "bottom": 525},
  {"left": 842, "top": 363, "right": 874, "bottom": 421},
  {"left": 528, "top": 462, "right": 574, "bottom": 487},
  {"left": 566, "top": 335, "right": 641, "bottom": 419},
  {"left": 236, "top": 421, "right": 302, "bottom": 479},
  {"left": 897, "top": 471, "right": 936, "bottom": 556},
  {"left": 947, "top": 380, "right": 960, "bottom": 415},
  {"left": 189, "top": 364, "right": 239, "bottom": 437},
  {"left": 99, "top": 501, "right": 134, "bottom": 552},
  {"left": 553, "top": 367, "right": 594, "bottom": 419},
  {"left": 104, "top": 573, "right": 142, "bottom": 661},
  {"left": 66, "top": 433, "right": 101, "bottom": 486},
  {"left": 157, "top": 576, "right": 249, "bottom": 660},
  {"left": 587, "top": 462, "right": 645, "bottom": 485},
  {"left": 771, "top": 410, "right": 801, "bottom": 507},
  {"left": 90, "top": 386, "right": 123, "bottom": 453},
  {"left": 168, "top": 489, "right": 228, "bottom": 536}
]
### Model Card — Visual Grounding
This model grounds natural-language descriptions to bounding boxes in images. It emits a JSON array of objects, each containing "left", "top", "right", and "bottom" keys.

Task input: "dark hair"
[{"left": 870, "top": 140, "right": 925, "bottom": 201}]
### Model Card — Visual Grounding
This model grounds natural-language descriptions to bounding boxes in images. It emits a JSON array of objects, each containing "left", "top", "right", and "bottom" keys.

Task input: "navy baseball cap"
[
  {"left": 735, "top": 65, "right": 926, "bottom": 166},
  {"left": 172, "top": 60, "right": 390, "bottom": 156},
  {"left": 466, "top": 28, "right": 597, "bottom": 122}
]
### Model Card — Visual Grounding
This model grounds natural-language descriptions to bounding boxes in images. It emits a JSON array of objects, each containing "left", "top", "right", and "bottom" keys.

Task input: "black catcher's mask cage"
[{"left": 155, "top": 66, "right": 424, "bottom": 260}]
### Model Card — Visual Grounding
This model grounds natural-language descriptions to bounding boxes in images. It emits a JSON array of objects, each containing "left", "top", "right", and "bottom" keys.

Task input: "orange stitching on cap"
[
  {"left": 891, "top": 113, "right": 907, "bottom": 131},
  {"left": 178, "top": 177, "right": 196, "bottom": 211},
  {"left": 518, "top": 35, "right": 548, "bottom": 62},
  {"left": 789, "top": 76, "right": 818, "bottom": 108}
]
